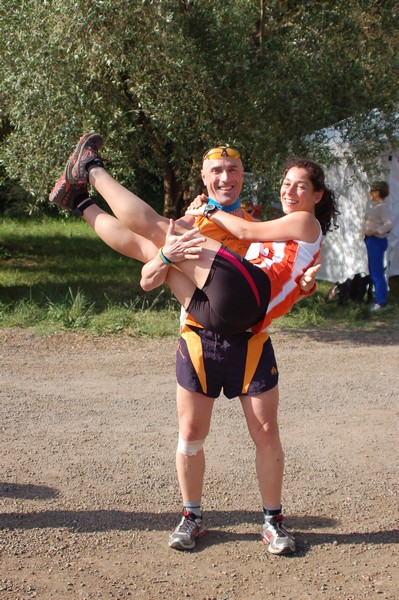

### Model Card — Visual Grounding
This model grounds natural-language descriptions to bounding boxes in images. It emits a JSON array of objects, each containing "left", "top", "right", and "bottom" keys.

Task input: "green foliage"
[
  {"left": 1, "top": 1, "right": 398, "bottom": 216},
  {"left": 87, "top": 300, "right": 179, "bottom": 337},
  {"left": 0, "top": 216, "right": 145, "bottom": 305},
  {"left": 0, "top": 167, "right": 35, "bottom": 216},
  {"left": 244, "top": 0, "right": 399, "bottom": 176},
  {"left": 0, "top": 217, "right": 180, "bottom": 336},
  {"left": 269, "top": 280, "right": 399, "bottom": 332},
  {"left": 0, "top": 0, "right": 258, "bottom": 214},
  {"left": 0, "top": 292, "right": 180, "bottom": 337},
  {"left": 46, "top": 288, "right": 96, "bottom": 330}
]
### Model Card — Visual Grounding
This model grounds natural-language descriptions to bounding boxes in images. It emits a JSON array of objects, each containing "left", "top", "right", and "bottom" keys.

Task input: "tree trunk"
[
  {"left": 163, "top": 162, "right": 183, "bottom": 218},
  {"left": 259, "top": 0, "right": 265, "bottom": 50}
]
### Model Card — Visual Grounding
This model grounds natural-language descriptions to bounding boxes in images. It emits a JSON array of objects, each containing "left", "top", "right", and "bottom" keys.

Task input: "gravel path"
[{"left": 1, "top": 327, "right": 398, "bottom": 599}]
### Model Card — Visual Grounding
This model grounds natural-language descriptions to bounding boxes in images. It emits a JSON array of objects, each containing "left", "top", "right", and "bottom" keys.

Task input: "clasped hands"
[{"left": 185, "top": 193, "right": 209, "bottom": 216}]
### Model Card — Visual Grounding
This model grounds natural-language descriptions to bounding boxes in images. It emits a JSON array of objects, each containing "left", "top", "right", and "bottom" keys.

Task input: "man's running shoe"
[
  {"left": 49, "top": 170, "right": 90, "bottom": 210},
  {"left": 168, "top": 510, "right": 206, "bottom": 551},
  {"left": 261, "top": 514, "right": 296, "bottom": 555},
  {"left": 65, "top": 131, "right": 104, "bottom": 184}
]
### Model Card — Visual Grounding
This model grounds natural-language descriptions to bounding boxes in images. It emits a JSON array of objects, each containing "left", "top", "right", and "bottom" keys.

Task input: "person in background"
[{"left": 364, "top": 181, "right": 393, "bottom": 310}]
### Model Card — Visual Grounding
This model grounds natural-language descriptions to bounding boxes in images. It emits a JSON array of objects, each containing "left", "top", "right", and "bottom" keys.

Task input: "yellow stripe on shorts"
[
  {"left": 181, "top": 327, "right": 208, "bottom": 394},
  {"left": 242, "top": 331, "right": 269, "bottom": 394}
]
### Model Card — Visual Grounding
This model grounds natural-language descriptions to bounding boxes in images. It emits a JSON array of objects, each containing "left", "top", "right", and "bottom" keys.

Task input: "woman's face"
[{"left": 280, "top": 167, "right": 322, "bottom": 215}]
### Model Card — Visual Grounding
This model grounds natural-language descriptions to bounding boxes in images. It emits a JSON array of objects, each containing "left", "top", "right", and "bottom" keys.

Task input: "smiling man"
[{"left": 201, "top": 146, "right": 244, "bottom": 205}]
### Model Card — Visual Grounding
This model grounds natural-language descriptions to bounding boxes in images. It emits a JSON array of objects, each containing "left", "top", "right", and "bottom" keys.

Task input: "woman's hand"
[
  {"left": 185, "top": 194, "right": 208, "bottom": 216},
  {"left": 299, "top": 263, "right": 321, "bottom": 292},
  {"left": 162, "top": 219, "right": 206, "bottom": 263}
]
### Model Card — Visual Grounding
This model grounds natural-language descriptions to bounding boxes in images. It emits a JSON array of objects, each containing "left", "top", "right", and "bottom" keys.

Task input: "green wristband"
[{"left": 159, "top": 247, "right": 174, "bottom": 265}]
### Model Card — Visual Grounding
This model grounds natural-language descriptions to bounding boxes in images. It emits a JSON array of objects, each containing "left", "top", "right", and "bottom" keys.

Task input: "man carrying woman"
[{"left": 50, "top": 134, "right": 337, "bottom": 554}]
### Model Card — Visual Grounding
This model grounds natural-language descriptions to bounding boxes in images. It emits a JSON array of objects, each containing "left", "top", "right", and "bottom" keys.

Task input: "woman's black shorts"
[{"left": 186, "top": 245, "right": 270, "bottom": 336}]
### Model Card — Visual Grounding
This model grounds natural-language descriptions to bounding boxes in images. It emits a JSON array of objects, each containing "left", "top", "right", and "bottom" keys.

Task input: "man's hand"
[
  {"left": 141, "top": 220, "right": 206, "bottom": 291},
  {"left": 162, "top": 219, "right": 206, "bottom": 263},
  {"left": 299, "top": 263, "right": 320, "bottom": 293}
]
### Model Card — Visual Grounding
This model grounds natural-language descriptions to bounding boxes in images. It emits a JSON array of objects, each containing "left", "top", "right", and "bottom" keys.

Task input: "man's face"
[{"left": 201, "top": 158, "right": 244, "bottom": 206}]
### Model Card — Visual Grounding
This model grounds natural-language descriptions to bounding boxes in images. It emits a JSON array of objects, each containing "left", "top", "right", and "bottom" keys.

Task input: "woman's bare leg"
[
  {"left": 80, "top": 202, "right": 205, "bottom": 302},
  {"left": 82, "top": 203, "right": 158, "bottom": 263},
  {"left": 87, "top": 167, "right": 222, "bottom": 290},
  {"left": 88, "top": 167, "right": 171, "bottom": 247}
]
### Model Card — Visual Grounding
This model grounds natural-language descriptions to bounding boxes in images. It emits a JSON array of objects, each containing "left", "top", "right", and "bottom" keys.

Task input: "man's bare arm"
[{"left": 140, "top": 220, "right": 205, "bottom": 291}]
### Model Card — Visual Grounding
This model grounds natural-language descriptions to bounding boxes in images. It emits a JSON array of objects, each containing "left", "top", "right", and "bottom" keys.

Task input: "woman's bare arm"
[{"left": 187, "top": 206, "right": 319, "bottom": 243}]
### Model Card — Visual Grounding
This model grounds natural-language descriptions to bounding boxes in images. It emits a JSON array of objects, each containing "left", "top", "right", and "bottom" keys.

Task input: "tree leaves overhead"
[
  {"left": 244, "top": 0, "right": 399, "bottom": 173},
  {"left": 0, "top": 0, "right": 398, "bottom": 214}
]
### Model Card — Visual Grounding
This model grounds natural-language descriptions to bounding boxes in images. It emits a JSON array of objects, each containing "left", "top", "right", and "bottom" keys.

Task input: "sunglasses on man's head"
[{"left": 202, "top": 146, "right": 241, "bottom": 160}]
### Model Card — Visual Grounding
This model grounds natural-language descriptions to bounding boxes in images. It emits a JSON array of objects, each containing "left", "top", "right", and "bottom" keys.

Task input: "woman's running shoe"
[
  {"left": 49, "top": 170, "right": 89, "bottom": 210},
  {"left": 65, "top": 131, "right": 104, "bottom": 184}
]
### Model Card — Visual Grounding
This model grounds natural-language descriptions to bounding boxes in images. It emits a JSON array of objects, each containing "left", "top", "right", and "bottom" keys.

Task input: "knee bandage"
[{"left": 177, "top": 434, "right": 205, "bottom": 456}]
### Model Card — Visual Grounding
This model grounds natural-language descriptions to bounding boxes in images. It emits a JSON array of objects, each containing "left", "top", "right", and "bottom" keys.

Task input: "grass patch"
[
  {"left": 1, "top": 217, "right": 398, "bottom": 336},
  {"left": 272, "top": 280, "right": 398, "bottom": 330},
  {"left": 0, "top": 216, "right": 144, "bottom": 305},
  {"left": 0, "top": 217, "right": 180, "bottom": 336}
]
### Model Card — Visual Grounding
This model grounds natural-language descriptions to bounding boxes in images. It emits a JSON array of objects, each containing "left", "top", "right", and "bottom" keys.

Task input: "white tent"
[
  {"left": 386, "top": 153, "right": 399, "bottom": 279},
  {"left": 317, "top": 129, "right": 399, "bottom": 284}
]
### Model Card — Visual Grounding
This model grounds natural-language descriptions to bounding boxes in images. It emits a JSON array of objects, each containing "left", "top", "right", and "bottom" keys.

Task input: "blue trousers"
[{"left": 364, "top": 236, "right": 388, "bottom": 305}]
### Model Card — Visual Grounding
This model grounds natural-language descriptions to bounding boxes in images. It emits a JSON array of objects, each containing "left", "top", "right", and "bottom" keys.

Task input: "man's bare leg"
[
  {"left": 241, "top": 386, "right": 284, "bottom": 507},
  {"left": 169, "top": 385, "right": 215, "bottom": 551},
  {"left": 241, "top": 386, "right": 296, "bottom": 554},
  {"left": 175, "top": 385, "right": 215, "bottom": 500}
]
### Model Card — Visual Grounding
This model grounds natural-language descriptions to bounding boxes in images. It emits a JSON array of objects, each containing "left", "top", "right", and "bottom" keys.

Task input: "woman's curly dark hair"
[{"left": 282, "top": 158, "right": 340, "bottom": 235}]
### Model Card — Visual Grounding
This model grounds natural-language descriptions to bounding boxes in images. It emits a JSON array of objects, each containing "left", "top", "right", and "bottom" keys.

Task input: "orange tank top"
[{"left": 182, "top": 210, "right": 254, "bottom": 330}]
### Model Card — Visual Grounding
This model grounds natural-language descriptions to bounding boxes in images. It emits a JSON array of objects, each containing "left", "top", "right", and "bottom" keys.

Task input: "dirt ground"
[{"left": 0, "top": 325, "right": 398, "bottom": 600}]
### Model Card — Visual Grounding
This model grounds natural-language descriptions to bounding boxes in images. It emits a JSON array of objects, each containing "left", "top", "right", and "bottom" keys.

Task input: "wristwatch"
[{"left": 203, "top": 203, "right": 219, "bottom": 219}]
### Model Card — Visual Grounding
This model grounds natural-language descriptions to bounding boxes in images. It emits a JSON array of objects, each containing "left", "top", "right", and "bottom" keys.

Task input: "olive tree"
[{"left": 1, "top": 0, "right": 398, "bottom": 214}]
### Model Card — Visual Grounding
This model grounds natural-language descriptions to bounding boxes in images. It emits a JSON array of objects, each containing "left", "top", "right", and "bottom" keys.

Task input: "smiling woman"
[
  {"left": 281, "top": 167, "right": 323, "bottom": 217},
  {"left": 181, "top": 157, "right": 339, "bottom": 331}
]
